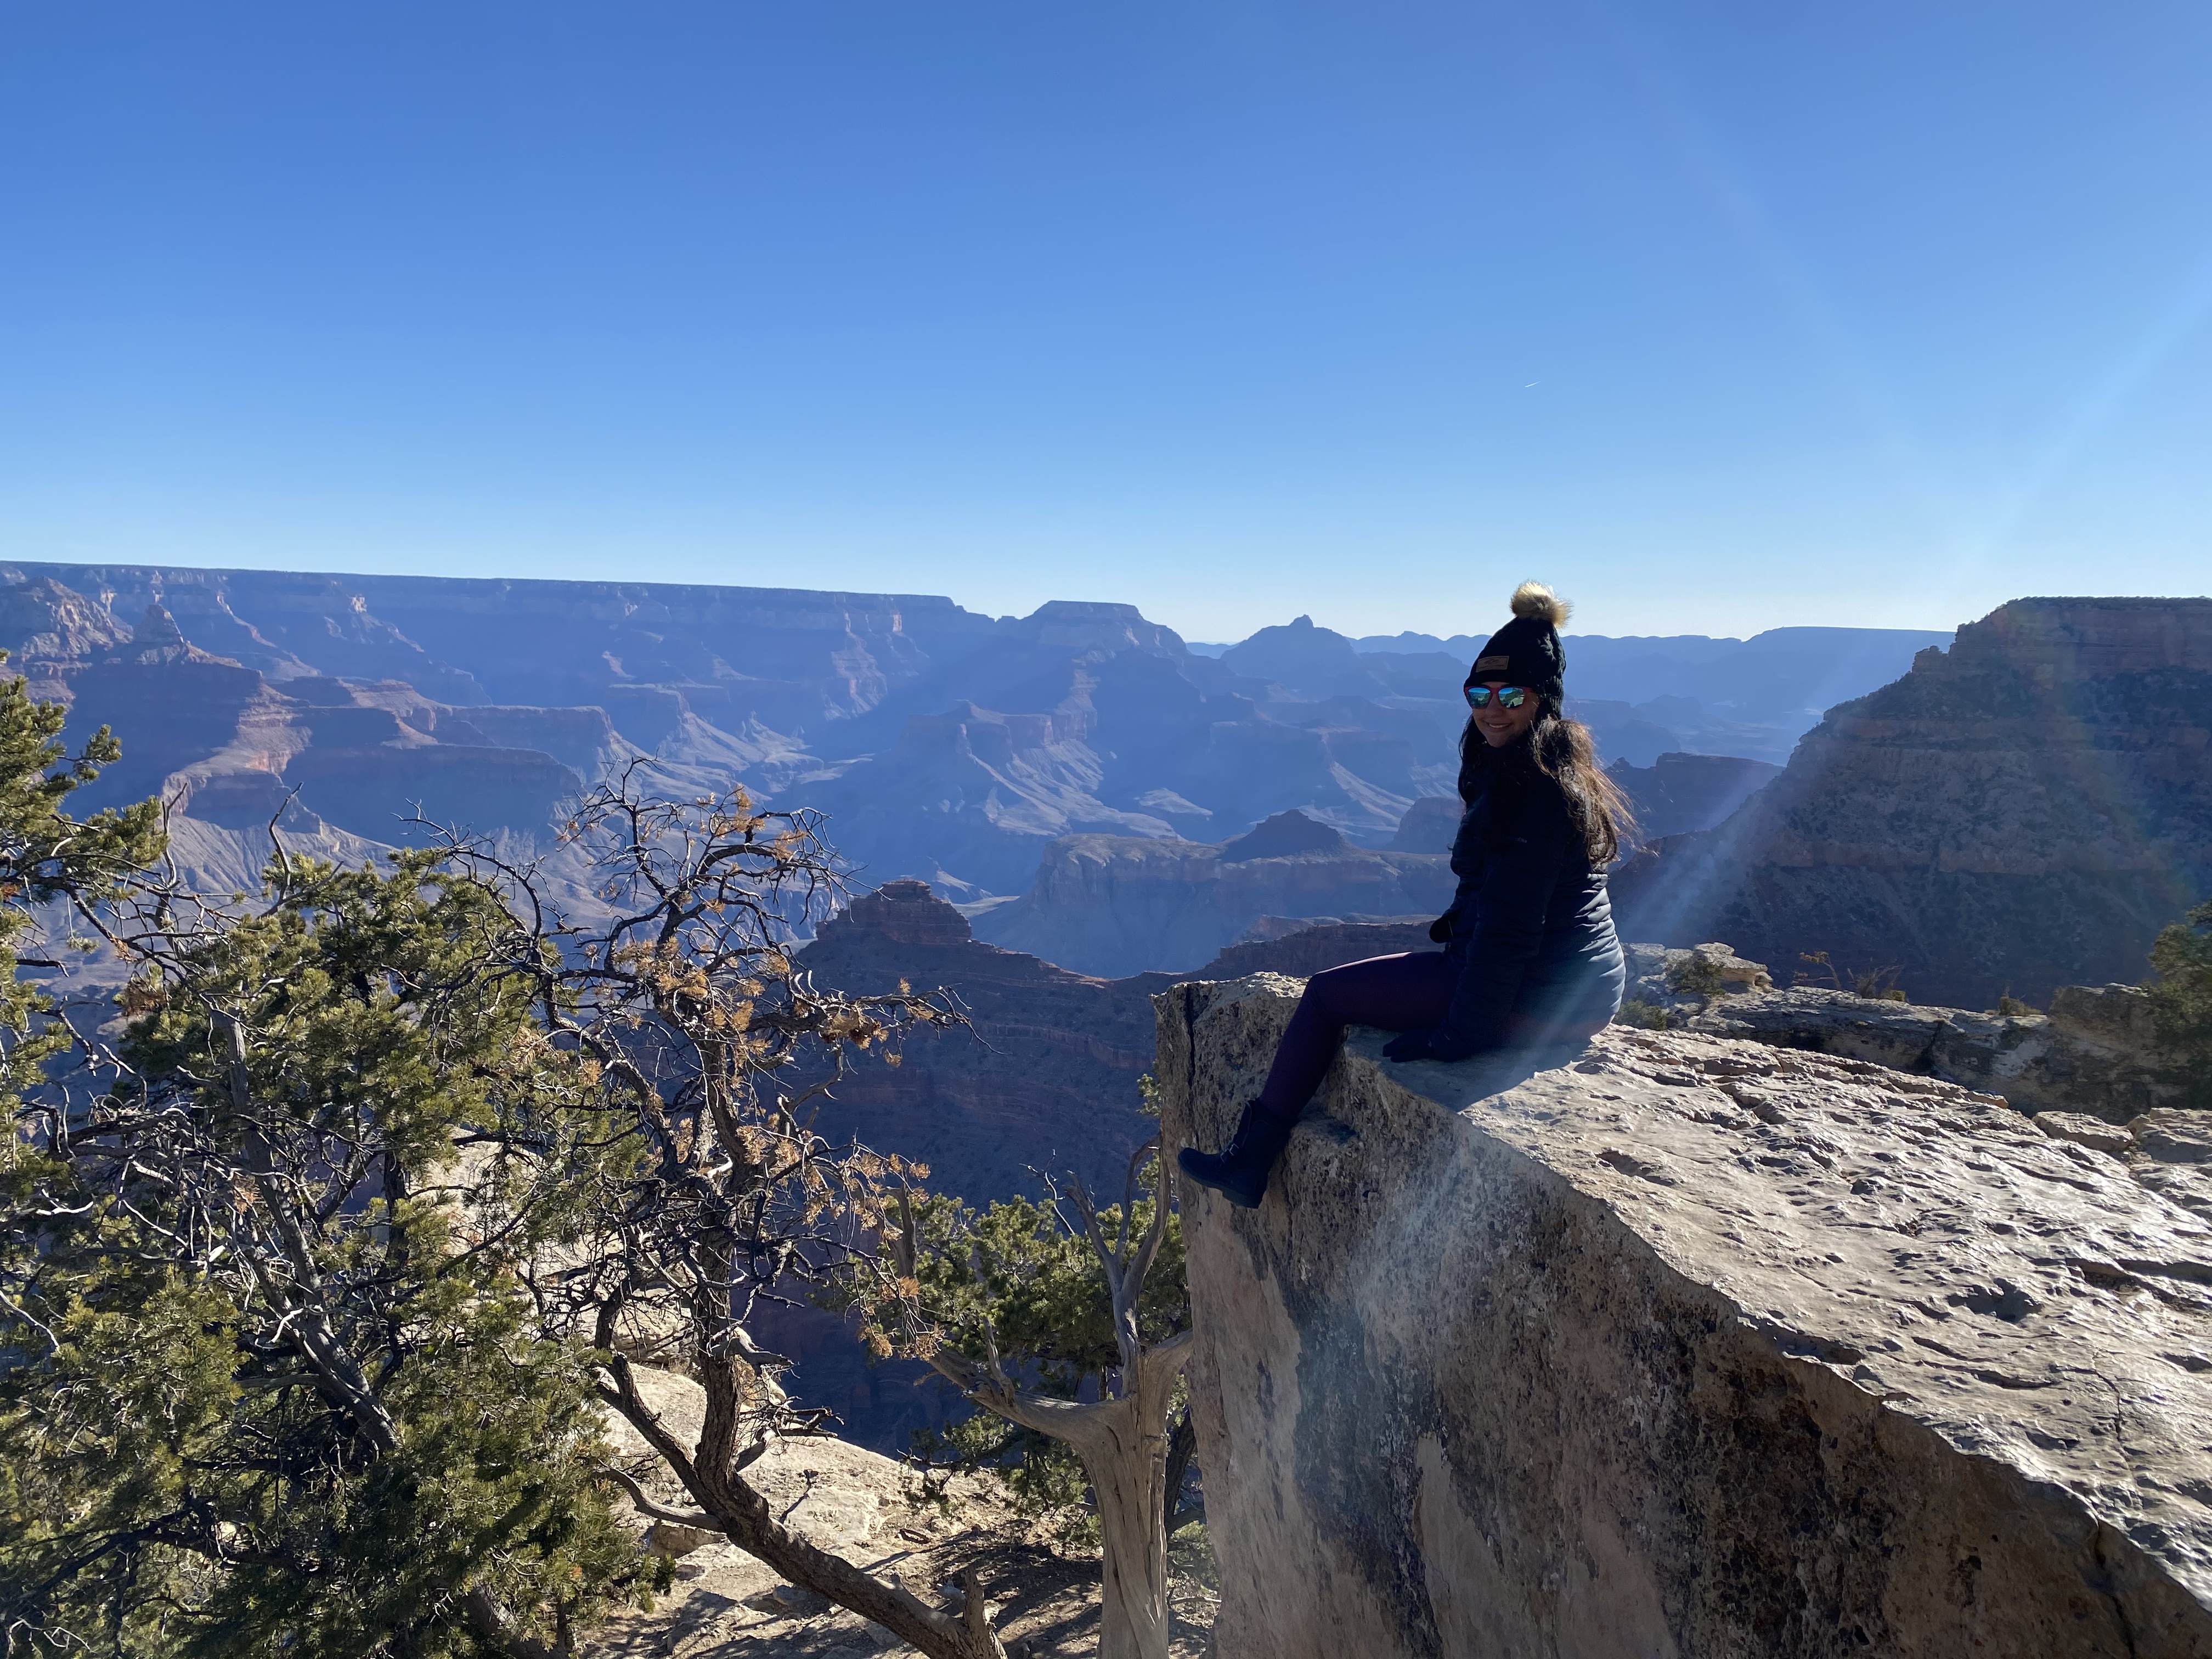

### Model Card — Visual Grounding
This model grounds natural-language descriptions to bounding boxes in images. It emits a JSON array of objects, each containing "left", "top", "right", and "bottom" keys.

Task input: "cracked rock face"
[
  {"left": 1156, "top": 974, "right": 2212, "bottom": 1658},
  {"left": 1681, "top": 984, "right": 2183, "bottom": 1122}
]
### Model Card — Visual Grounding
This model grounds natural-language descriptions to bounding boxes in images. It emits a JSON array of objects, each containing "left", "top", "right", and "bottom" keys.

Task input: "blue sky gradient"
[{"left": 3, "top": 2, "right": 2208, "bottom": 640}]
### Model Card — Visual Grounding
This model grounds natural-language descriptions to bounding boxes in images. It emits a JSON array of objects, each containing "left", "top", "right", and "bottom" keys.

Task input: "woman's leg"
[
  {"left": 1180, "top": 951, "right": 1457, "bottom": 1209},
  {"left": 1255, "top": 951, "right": 1458, "bottom": 1120}
]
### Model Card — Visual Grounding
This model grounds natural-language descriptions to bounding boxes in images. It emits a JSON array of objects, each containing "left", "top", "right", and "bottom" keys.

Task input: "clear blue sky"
[{"left": 3, "top": 2, "right": 2208, "bottom": 642}]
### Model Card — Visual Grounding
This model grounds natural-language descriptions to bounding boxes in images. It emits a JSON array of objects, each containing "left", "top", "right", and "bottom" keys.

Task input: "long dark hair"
[{"left": 1458, "top": 707, "right": 1634, "bottom": 865}]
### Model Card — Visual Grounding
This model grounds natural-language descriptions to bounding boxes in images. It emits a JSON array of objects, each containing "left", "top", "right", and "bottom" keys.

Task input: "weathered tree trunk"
[
  {"left": 601, "top": 1353, "right": 1007, "bottom": 1659},
  {"left": 1073, "top": 1390, "right": 1176, "bottom": 1659},
  {"left": 897, "top": 1137, "right": 1198, "bottom": 1659},
  {"left": 961, "top": 1326, "right": 1194, "bottom": 1659},
  {"left": 698, "top": 1474, "right": 1006, "bottom": 1659}
]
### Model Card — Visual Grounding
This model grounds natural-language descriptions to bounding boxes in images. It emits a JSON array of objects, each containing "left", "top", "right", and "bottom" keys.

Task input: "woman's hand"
[{"left": 1382, "top": 1028, "right": 1479, "bottom": 1064}]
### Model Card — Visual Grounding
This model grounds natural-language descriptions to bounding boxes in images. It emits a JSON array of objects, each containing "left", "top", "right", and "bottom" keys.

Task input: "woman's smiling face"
[{"left": 1471, "top": 682, "right": 1542, "bottom": 748}]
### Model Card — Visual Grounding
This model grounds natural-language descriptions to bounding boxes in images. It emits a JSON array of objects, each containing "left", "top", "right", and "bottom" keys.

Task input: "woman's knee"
[
  {"left": 1301, "top": 954, "right": 1396, "bottom": 1018},
  {"left": 1300, "top": 951, "right": 1453, "bottom": 1028}
]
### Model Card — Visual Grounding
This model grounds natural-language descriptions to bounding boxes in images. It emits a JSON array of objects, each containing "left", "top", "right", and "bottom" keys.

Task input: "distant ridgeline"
[
  {"left": 3, "top": 560, "right": 1941, "bottom": 967},
  {"left": 0, "top": 561, "right": 1926, "bottom": 900}
]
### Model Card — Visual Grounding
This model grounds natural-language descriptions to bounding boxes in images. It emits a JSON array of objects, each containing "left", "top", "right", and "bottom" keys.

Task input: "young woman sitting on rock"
[{"left": 1178, "top": 583, "right": 1630, "bottom": 1209}]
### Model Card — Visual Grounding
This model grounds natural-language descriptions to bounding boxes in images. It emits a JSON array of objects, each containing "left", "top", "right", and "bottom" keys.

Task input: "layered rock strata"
[
  {"left": 1612, "top": 597, "right": 2212, "bottom": 1008},
  {"left": 1606, "top": 751, "right": 1783, "bottom": 845},
  {"left": 1157, "top": 973, "right": 2212, "bottom": 1658},
  {"left": 792, "top": 878, "right": 1163, "bottom": 1206},
  {"left": 2038, "top": 1109, "right": 2212, "bottom": 1223},
  {"left": 975, "top": 811, "right": 1454, "bottom": 978},
  {"left": 6, "top": 561, "right": 1950, "bottom": 913},
  {"left": 790, "top": 882, "right": 1451, "bottom": 1205}
]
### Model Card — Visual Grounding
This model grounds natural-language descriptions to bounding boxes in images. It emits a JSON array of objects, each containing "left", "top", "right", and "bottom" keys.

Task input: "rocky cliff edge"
[{"left": 1156, "top": 973, "right": 2212, "bottom": 1658}]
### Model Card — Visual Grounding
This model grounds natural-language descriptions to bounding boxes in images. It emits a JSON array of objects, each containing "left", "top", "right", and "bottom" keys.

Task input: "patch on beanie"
[{"left": 1475, "top": 654, "right": 1510, "bottom": 674}]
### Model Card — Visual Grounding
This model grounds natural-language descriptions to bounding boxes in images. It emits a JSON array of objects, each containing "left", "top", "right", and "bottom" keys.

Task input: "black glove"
[
  {"left": 1382, "top": 1028, "right": 1480, "bottom": 1064},
  {"left": 1427, "top": 911, "right": 1457, "bottom": 945}
]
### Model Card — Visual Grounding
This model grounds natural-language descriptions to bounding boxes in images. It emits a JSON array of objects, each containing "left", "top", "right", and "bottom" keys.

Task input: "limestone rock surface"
[
  {"left": 1158, "top": 973, "right": 2212, "bottom": 1658},
  {"left": 588, "top": 1367, "right": 947, "bottom": 1657},
  {"left": 1671, "top": 975, "right": 2180, "bottom": 1122}
]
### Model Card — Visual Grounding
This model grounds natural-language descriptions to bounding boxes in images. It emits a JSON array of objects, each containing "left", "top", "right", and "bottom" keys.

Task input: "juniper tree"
[
  {"left": 3, "top": 759, "right": 1018, "bottom": 1659},
  {"left": 852, "top": 1120, "right": 1195, "bottom": 1659},
  {"left": 2147, "top": 900, "right": 2212, "bottom": 1109},
  {"left": 444, "top": 774, "right": 1013, "bottom": 1658},
  {"left": 2, "top": 848, "right": 656, "bottom": 1658}
]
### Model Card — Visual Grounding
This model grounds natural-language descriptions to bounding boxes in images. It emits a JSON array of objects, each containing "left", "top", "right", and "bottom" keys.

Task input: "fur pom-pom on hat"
[
  {"left": 1468, "top": 580, "right": 1572, "bottom": 708},
  {"left": 1509, "top": 582, "right": 1572, "bottom": 628}
]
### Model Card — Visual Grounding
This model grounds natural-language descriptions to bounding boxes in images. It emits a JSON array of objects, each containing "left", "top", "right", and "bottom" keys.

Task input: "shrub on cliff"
[
  {"left": 850, "top": 1109, "right": 1195, "bottom": 1659},
  {"left": 3, "top": 760, "right": 1017, "bottom": 1659},
  {"left": 2, "top": 850, "right": 664, "bottom": 1657},
  {"left": 2147, "top": 900, "right": 2212, "bottom": 1109},
  {"left": 894, "top": 1183, "right": 1201, "bottom": 1533}
]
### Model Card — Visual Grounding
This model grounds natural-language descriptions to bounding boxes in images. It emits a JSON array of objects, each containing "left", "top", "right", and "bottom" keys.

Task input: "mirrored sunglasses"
[{"left": 1464, "top": 685, "right": 1530, "bottom": 710}]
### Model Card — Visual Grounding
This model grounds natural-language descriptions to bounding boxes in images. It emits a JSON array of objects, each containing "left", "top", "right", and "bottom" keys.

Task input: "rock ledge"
[{"left": 1158, "top": 974, "right": 2212, "bottom": 1658}]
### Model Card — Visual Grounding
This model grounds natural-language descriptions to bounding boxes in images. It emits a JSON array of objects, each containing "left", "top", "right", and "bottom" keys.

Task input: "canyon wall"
[
  {"left": 5, "top": 562, "right": 1916, "bottom": 918},
  {"left": 788, "top": 879, "right": 1453, "bottom": 1203},
  {"left": 974, "top": 810, "right": 1454, "bottom": 977},
  {"left": 1158, "top": 973, "right": 2212, "bottom": 1658},
  {"left": 789, "top": 878, "right": 1161, "bottom": 1204},
  {"left": 2, "top": 566, "right": 1464, "bottom": 891},
  {"left": 1612, "top": 597, "right": 2212, "bottom": 1008}
]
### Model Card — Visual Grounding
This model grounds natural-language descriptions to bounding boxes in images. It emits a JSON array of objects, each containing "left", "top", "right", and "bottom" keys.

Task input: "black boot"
[{"left": 1176, "top": 1100, "right": 1294, "bottom": 1209}]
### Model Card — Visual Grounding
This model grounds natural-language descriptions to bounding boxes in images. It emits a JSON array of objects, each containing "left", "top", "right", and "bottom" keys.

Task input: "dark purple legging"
[{"left": 1254, "top": 951, "right": 1607, "bottom": 1122}]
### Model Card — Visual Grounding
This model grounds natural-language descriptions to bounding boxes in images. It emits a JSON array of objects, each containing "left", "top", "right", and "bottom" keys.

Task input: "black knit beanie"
[{"left": 1465, "top": 582, "right": 1571, "bottom": 708}]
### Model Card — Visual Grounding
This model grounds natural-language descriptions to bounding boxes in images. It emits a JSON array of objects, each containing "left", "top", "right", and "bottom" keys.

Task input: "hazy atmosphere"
[
  {"left": 5, "top": 2, "right": 2209, "bottom": 638},
  {"left": 6, "top": 10, "right": 2212, "bottom": 1659}
]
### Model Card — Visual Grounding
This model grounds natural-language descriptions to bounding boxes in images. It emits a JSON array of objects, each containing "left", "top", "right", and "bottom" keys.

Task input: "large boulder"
[
  {"left": 1613, "top": 943, "right": 2181, "bottom": 1124},
  {"left": 1157, "top": 973, "right": 2212, "bottom": 1657}
]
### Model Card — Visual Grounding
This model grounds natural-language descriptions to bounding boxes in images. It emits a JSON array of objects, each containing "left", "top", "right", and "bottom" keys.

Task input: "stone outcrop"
[
  {"left": 1621, "top": 943, "right": 2182, "bottom": 1124},
  {"left": 585, "top": 1365, "right": 1107, "bottom": 1658},
  {"left": 1685, "top": 981, "right": 2181, "bottom": 1125},
  {"left": 1157, "top": 973, "right": 2212, "bottom": 1657},
  {"left": 1613, "top": 597, "right": 2212, "bottom": 1008},
  {"left": 2038, "top": 1109, "right": 2212, "bottom": 1224}
]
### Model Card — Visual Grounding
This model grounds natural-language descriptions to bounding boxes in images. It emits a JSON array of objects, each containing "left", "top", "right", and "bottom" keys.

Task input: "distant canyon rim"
[{"left": 3, "top": 564, "right": 2204, "bottom": 1005}]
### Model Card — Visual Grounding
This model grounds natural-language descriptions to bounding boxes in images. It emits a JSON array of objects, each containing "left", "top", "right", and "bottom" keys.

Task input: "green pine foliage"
[
  {"left": 0, "top": 662, "right": 162, "bottom": 1104},
  {"left": 887, "top": 1176, "right": 1188, "bottom": 1522},
  {"left": 2147, "top": 900, "right": 2212, "bottom": 1109},
  {"left": 2, "top": 722, "right": 664, "bottom": 1654}
]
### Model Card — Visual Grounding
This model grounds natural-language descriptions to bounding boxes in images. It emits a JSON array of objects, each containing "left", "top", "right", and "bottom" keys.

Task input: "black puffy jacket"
[{"left": 1432, "top": 738, "right": 1626, "bottom": 1050}]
